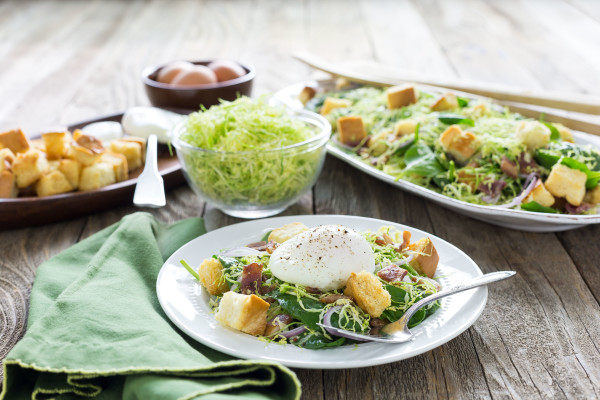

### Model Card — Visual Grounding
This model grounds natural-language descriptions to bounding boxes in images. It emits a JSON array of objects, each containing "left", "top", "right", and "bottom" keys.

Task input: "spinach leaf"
[
  {"left": 438, "top": 113, "right": 475, "bottom": 127},
  {"left": 535, "top": 149, "right": 560, "bottom": 169},
  {"left": 216, "top": 255, "right": 240, "bottom": 270},
  {"left": 298, "top": 333, "right": 346, "bottom": 349},
  {"left": 542, "top": 122, "right": 561, "bottom": 141},
  {"left": 457, "top": 97, "right": 470, "bottom": 108},
  {"left": 270, "top": 291, "right": 324, "bottom": 330},
  {"left": 260, "top": 230, "right": 272, "bottom": 242},
  {"left": 559, "top": 157, "right": 600, "bottom": 189},
  {"left": 521, "top": 201, "right": 560, "bottom": 214},
  {"left": 380, "top": 285, "right": 439, "bottom": 328},
  {"left": 403, "top": 143, "right": 445, "bottom": 178}
]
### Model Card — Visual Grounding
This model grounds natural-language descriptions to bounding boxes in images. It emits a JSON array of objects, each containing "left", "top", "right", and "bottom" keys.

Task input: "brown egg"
[
  {"left": 156, "top": 61, "right": 194, "bottom": 84},
  {"left": 208, "top": 60, "right": 246, "bottom": 82},
  {"left": 171, "top": 65, "right": 218, "bottom": 86}
]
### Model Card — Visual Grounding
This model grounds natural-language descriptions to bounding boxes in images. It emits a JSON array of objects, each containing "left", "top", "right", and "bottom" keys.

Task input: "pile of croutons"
[{"left": 0, "top": 128, "right": 145, "bottom": 198}]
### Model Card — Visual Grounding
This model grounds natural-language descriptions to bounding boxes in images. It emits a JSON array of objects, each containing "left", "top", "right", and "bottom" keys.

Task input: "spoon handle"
[{"left": 403, "top": 271, "right": 516, "bottom": 323}]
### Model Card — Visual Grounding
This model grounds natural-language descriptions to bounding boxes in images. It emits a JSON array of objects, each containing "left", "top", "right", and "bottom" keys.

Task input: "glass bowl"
[{"left": 171, "top": 109, "right": 331, "bottom": 218}]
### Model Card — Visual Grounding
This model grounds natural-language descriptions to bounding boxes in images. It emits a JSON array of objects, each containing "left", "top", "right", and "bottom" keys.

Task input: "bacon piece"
[
  {"left": 306, "top": 287, "right": 322, "bottom": 294},
  {"left": 517, "top": 153, "right": 540, "bottom": 175},
  {"left": 369, "top": 317, "right": 388, "bottom": 335},
  {"left": 565, "top": 202, "right": 593, "bottom": 214},
  {"left": 501, "top": 156, "right": 518, "bottom": 179},
  {"left": 264, "top": 314, "right": 293, "bottom": 336},
  {"left": 399, "top": 230, "right": 411, "bottom": 252},
  {"left": 320, "top": 294, "right": 353, "bottom": 304},
  {"left": 241, "top": 263, "right": 263, "bottom": 295},
  {"left": 265, "top": 241, "right": 279, "bottom": 254},
  {"left": 246, "top": 241, "right": 268, "bottom": 251},
  {"left": 377, "top": 265, "right": 408, "bottom": 283}
]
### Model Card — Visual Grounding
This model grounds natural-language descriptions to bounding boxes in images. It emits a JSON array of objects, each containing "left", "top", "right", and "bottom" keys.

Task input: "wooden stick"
[{"left": 293, "top": 51, "right": 600, "bottom": 115}]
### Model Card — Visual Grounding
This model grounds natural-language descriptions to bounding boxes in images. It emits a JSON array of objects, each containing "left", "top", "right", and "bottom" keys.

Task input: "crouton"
[
  {"left": 386, "top": 85, "right": 417, "bottom": 109},
  {"left": 0, "top": 148, "right": 15, "bottom": 173},
  {"left": 584, "top": 185, "right": 600, "bottom": 205},
  {"left": 215, "top": 292, "right": 270, "bottom": 336},
  {"left": 35, "top": 170, "right": 73, "bottom": 197},
  {"left": 320, "top": 97, "right": 351, "bottom": 116},
  {"left": 344, "top": 271, "right": 391, "bottom": 318},
  {"left": 69, "top": 134, "right": 105, "bottom": 166},
  {"left": 298, "top": 86, "right": 317, "bottom": 105},
  {"left": 0, "top": 128, "right": 30, "bottom": 153},
  {"left": 268, "top": 222, "right": 309, "bottom": 244},
  {"left": 337, "top": 116, "right": 366, "bottom": 146},
  {"left": 431, "top": 93, "right": 458, "bottom": 111},
  {"left": 552, "top": 123, "right": 575, "bottom": 143},
  {"left": 58, "top": 159, "right": 81, "bottom": 189},
  {"left": 515, "top": 121, "right": 550, "bottom": 151},
  {"left": 544, "top": 163, "right": 587, "bottom": 206},
  {"left": 0, "top": 170, "right": 17, "bottom": 198},
  {"left": 12, "top": 150, "right": 48, "bottom": 188},
  {"left": 198, "top": 258, "right": 230, "bottom": 295},
  {"left": 42, "top": 131, "right": 71, "bottom": 160},
  {"left": 408, "top": 237, "right": 439, "bottom": 278},
  {"left": 78, "top": 162, "right": 116, "bottom": 191},
  {"left": 523, "top": 181, "right": 555, "bottom": 207},
  {"left": 110, "top": 139, "right": 143, "bottom": 172},
  {"left": 439, "top": 125, "right": 480, "bottom": 164},
  {"left": 99, "top": 151, "right": 128, "bottom": 182},
  {"left": 393, "top": 119, "right": 417, "bottom": 137},
  {"left": 465, "top": 103, "right": 490, "bottom": 118}
]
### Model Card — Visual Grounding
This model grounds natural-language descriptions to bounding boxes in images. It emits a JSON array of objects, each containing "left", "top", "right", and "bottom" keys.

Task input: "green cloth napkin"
[{"left": 1, "top": 212, "right": 301, "bottom": 400}]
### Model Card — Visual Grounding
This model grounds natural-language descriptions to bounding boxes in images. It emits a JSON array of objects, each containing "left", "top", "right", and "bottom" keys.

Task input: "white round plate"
[
  {"left": 157, "top": 215, "right": 487, "bottom": 369},
  {"left": 274, "top": 81, "right": 600, "bottom": 232}
]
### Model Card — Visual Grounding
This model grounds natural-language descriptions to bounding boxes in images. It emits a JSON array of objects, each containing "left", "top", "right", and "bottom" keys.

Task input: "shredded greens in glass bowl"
[
  {"left": 304, "top": 85, "right": 600, "bottom": 215},
  {"left": 172, "top": 97, "right": 330, "bottom": 218}
]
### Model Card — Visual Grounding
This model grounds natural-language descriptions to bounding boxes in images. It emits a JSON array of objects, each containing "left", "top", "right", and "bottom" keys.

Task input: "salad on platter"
[
  {"left": 300, "top": 83, "right": 600, "bottom": 215},
  {"left": 182, "top": 222, "right": 442, "bottom": 349}
]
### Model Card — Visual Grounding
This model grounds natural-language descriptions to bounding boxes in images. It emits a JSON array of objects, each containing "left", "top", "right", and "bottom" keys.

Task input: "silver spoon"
[
  {"left": 319, "top": 270, "right": 516, "bottom": 343},
  {"left": 133, "top": 134, "right": 166, "bottom": 208}
]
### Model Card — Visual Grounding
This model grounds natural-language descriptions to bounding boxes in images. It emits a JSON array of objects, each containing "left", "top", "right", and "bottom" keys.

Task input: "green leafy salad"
[
  {"left": 175, "top": 96, "right": 327, "bottom": 208},
  {"left": 183, "top": 223, "right": 441, "bottom": 349},
  {"left": 304, "top": 85, "right": 600, "bottom": 214}
]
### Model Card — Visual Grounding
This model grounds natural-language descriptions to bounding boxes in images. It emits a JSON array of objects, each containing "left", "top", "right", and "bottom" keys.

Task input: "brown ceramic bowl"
[{"left": 142, "top": 60, "right": 255, "bottom": 111}]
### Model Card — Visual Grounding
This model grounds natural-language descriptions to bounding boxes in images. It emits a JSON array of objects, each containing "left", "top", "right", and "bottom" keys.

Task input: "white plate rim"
[
  {"left": 273, "top": 80, "right": 600, "bottom": 232},
  {"left": 157, "top": 215, "right": 489, "bottom": 369}
]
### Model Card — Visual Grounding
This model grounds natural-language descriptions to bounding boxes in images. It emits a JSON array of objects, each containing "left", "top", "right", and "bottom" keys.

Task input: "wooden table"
[{"left": 2, "top": 1, "right": 600, "bottom": 398}]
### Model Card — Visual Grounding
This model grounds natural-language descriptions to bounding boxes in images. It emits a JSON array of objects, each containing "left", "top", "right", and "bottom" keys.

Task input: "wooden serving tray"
[{"left": 0, "top": 112, "right": 185, "bottom": 229}]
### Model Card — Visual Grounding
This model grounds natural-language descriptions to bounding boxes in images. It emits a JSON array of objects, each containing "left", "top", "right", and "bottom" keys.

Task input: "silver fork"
[
  {"left": 319, "top": 270, "right": 516, "bottom": 343},
  {"left": 133, "top": 134, "right": 166, "bottom": 208}
]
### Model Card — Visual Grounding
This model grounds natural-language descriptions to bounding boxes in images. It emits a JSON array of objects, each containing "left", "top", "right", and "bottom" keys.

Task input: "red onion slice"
[
  {"left": 493, "top": 173, "right": 538, "bottom": 209},
  {"left": 278, "top": 325, "right": 307, "bottom": 338},
  {"left": 321, "top": 306, "right": 369, "bottom": 341},
  {"left": 220, "top": 247, "right": 265, "bottom": 257}
]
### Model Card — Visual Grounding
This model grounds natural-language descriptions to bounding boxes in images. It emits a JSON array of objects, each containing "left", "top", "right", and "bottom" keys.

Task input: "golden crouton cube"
[
  {"left": 523, "top": 182, "right": 555, "bottom": 207},
  {"left": 69, "top": 145, "right": 101, "bottom": 166},
  {"left": 110, "top": 139, "right": 143, "bottom": 172},
  {"left": 515, "top": 121, "right": 550, "bottom": 151},
  {"left": 431, "top": 93, "right": 459, "bottom": 111},
  {"left": 0, "top": 128, "right": 30, "bottom": 153},
  {"left": 0, "top": 148, "right": 15, "bottom": 173},
  {"left": 544, "top": 164, "right": 587, "bottom": 206},
  {"left": 439, "top": 125, "right": 480, "bottom": 164},
  {"left": 100, "top": 152, "right": 129, "bottom": 182},
  {"left": 215, "top": 292, "right": 270, "bottom": 336},
  {"left": 299, "top": 86, "right": 317, "bottom": 105},
  {"left": 344, "top": 271, "right": 391, "bottom": 318},
  {"left": 198, "top": 258, "right": 230, "bottom": 295},
  {"left": 337, "top": 116, "right": 367, "bottom": 146},
  {"left": 35, "top": 170, "right": 73, "bottom": 197},
  {"left": 553, "top": 123, "right": 574, "bottom": 143},
  {"left": 30, "top": 138, "right": 46, "bottom": 152},
  {"left": 408, "top": 237, "right": 439, "bottom": 278},
  {"left": 393, "top": 119, "right": 417, "bottom": 137},
  {"left": 386, "top": 85, "right": 417, "bottom": 109},
  {"left": 58, "top": 159, "right": 81, "bottom": 190},
  {"left": 0, "top": 170, "right": 17, "bottom": 198},
  {"left": 79, "top": 162, "right": 116, "bottom": 191},
  {"left": 12, "top": 150, "right": 48, "bottom": 188},
  {"left": 584, "top": 185, "right": 600, "bottom": 205},
  {"left": 42, "top": 131, "right": 71, "bottom": 160},
  {"left": 320, "top": 97, "right": 352, "bottom": 116},
  {"left": 268, "top": 222, "right": 309, "bottom": 244}
]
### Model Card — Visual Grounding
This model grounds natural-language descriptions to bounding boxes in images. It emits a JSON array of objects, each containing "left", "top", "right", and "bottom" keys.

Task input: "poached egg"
[{"left": 269, "top": 225, "right": 375, "bottom": 291}]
